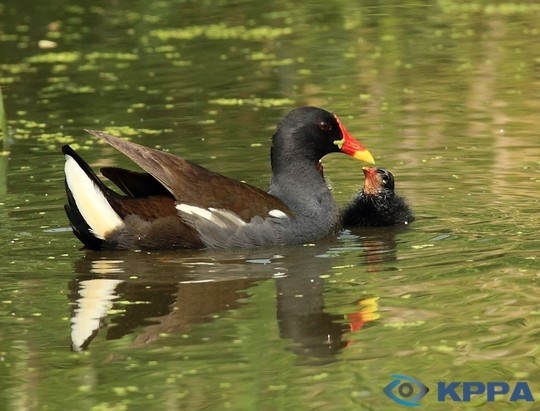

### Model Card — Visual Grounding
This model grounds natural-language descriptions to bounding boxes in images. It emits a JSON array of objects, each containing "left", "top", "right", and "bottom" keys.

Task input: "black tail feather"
[
  {"left": 100, "top": 167, "right": 171, "bottom": 198},
  {"left": 62, "top": 145, "right": 114, "bottom": 195},
  {"left": 64, "top": 181, "right": 103, "bottom": 250}
]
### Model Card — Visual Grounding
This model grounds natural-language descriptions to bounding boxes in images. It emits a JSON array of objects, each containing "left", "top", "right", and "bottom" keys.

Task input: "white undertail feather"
[{"left": 65, "top": 155, "right": 124, "bottom": 239}]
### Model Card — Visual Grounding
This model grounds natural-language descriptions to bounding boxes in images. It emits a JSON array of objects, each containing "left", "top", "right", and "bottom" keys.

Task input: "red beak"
[{"left": 334, "top": 114, "right": 375, "bottom": 164}]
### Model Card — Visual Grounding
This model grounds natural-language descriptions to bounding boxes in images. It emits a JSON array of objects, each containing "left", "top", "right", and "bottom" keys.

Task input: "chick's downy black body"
[{"left": 342, "top": 167, "right": 414, "bottom": 227}]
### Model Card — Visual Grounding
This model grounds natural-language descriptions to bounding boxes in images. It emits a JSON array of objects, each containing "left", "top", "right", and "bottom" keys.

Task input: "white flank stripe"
[
  {"left": 176, "top": 204, "right": 213, "bottom": 220},
  {"left": 269, "top": 209, "right": 288, "bottom": 218},
  {"left": 208, "top": 208, "right": 246, "bottom": 226},
  {"left": 65, "top": 155, "right": 124, "bottom": 239}
]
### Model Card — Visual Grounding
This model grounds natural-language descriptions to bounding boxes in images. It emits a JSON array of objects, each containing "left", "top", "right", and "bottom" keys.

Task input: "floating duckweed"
[
  {"left": 112, "top": 386, "right": 139, "bottom": 396},
  {"left": 101, "top": 126, "right": 168, "bottom": 138},
  {"left": 209, "top": 97, "right": 294, "bottom": 108},
  {"left": 432, "top": 344, "right": 455, "bottom": 353},
  {"left": 114, "top": 63, "right": 129, "bottom": 70},
  {"left": 86, "top": 52, "right": 138, "bottom": 61},
  {"left": 268, "top": 385, "right": 287, "bottom": 391},
  {"left": 260, "top": 58, "right": 294, "bottom": 67},
  {"left": 440, "top": 1, "right": 540, "bottom": 15},
  {"left": 51, "top": 64, "right": 68, "bottom": 73},
  {"left": 26, "top": 52, "right": 81, "bottom": 64},
  {"left": 411, "top": 244, "right": 434, "bottom": 249},
  {"left": 92, "top": 401, "right": 129, "bottom": 411},
  {"left": 47, "top": 76, "right": 70, "bottom": 84},
  {"left": 99, "top": 72, "right": 119, "bottom": 82},
  {"left": 22, "top": 120, "right": 47, "bottom": 129},
  {"left": 384, "top": 320, "right": 425, "bottom": 329},
  {"left": 150, "top": 24, "right": 292, "bottom": 41},
  {"left": 66, "top": 5, "right": 85, "bottom": 14},
  {"left": 45, "top": 30, "right": 62, "bottom": 40},
  {"left": 0, "top": 77, "right": 18, "bottom": 85},
  {"left": 143, "top": 15, "right": 161, "bottom": 23},
  {"left": 485, "top": 3, "right": 540, "bottom": 14},
  {"left": 77, "top": 63, "right": 100, "bottom": 72},
  {"left": 0, "top": 34, "right": 19, "bottom": 42},
  {"left": 172, "top": 60, "right": 192, "bottom": 67},
  {"left": 248, "top": 51, "right": 277, "bottom": 61},
  {"left": 165, "top": 52, "right": 181, "bottom": 59},
  {"left": 149, "top": 45, "right": 177, "bottom": 53},
  {"left": 0, "top": 63, "right": 37, "bottom": 74},
  {"left": 37, "top": 133, "right": 75, "bottom": 145},
  {"left": 102, "top": 126, "right": 138, "bottom": 137},
  {"left": 311, "top": 373, "right": 329, "bottom": 381},
  {"left": 44, "top": 83, "right": 96, "bottom": 94}
]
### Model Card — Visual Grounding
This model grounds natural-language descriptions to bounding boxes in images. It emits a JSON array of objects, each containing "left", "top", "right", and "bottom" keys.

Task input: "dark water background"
[{"left": 0, "top": 1, "right": 538, "bottom": 410}]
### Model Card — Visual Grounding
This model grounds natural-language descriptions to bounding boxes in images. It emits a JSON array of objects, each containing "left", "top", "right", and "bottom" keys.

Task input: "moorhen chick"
[
  {"left": 341, "top": 167, "right": 414, "bottom": 227},
  {"left": 63, "top": 106, "right": 375, "bottom": 250}
]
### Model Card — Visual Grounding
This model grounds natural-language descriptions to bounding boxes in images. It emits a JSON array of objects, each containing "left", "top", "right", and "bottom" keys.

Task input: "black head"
[
  {"left": 377, "top": 168, "right": 395, "bottom": 191},
  {"left": 362, "top": 167, "right": 395, "bottom": 194},
  {"left": 271, "top": 106, "right": 374, "bottom": 165}
]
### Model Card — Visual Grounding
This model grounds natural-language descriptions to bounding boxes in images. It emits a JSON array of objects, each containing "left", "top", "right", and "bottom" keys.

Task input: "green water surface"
[{"left": 0, "top": 1, "right": 538, "bottom": 410}]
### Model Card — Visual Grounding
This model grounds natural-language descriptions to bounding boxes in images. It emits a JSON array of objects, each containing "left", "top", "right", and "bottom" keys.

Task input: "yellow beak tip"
[{"left": 354, "top": 150, "right": 375, "bottom": 164}]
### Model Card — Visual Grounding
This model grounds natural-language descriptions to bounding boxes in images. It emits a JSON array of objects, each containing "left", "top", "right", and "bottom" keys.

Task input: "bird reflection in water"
[{"left": 68, "top": 237, "right": 399, "bottom": 357}]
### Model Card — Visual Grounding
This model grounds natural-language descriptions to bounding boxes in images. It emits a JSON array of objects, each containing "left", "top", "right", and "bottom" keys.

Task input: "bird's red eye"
[{"left": 319, "top": 121, "right": 332, "bottom": 131}]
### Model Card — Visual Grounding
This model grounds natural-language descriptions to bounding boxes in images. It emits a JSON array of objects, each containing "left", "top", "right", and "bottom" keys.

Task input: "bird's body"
[{"left": 62, "top": 106, "right": 375, "bottom": 250}]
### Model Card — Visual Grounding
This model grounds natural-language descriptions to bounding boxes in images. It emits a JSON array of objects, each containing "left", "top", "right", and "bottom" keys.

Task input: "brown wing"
[
  {"left": 86, "top": 130, "right": 292, "bottom": 221},
  {"left": 111, "top": 195, "right": 177, "bottom": 220}
]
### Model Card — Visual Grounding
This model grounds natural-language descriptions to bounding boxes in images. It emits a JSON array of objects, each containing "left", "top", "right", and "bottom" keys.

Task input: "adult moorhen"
[
  {"left": 63, "top": 106, "right": 375, "bottom": 250},
  {"left": 341, "top": 167, "right": 414, "bottom": 227}
]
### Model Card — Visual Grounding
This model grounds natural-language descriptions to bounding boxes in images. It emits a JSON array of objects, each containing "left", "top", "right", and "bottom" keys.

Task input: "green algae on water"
[
  {"left": 209, "top": 97, "right": 294, "bottom": 108},
  {"left": 150, "top": 24, "right": 292, "bottom": 41}
]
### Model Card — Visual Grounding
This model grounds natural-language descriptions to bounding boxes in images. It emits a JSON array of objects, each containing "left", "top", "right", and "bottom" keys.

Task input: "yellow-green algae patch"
[
  {"left": 439, "top": 1, "right": 540, "bottom": 15},
  {"left": 260, "top": 58, "right": 295, "bottom": 67},
  {"left": 150, "top": 24, "right": 292, "bottom": 41},
  {"left": 209, "top": 97, "right": 294, "bottom": 108},
  {"left": 85, "top": 52, "right": 139, "bottom": 61},
  {"left": 25, "top": 52, "right": 81, "bottom": 64},
  {"left": 0, "top": 63, "right": 37, "bottom": 75},
  {"left": 8, "top": 119, "right": 169, "bottom": 151},
  {"left": 100, "top": 126, "right": 170, "bottom": 138}
]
